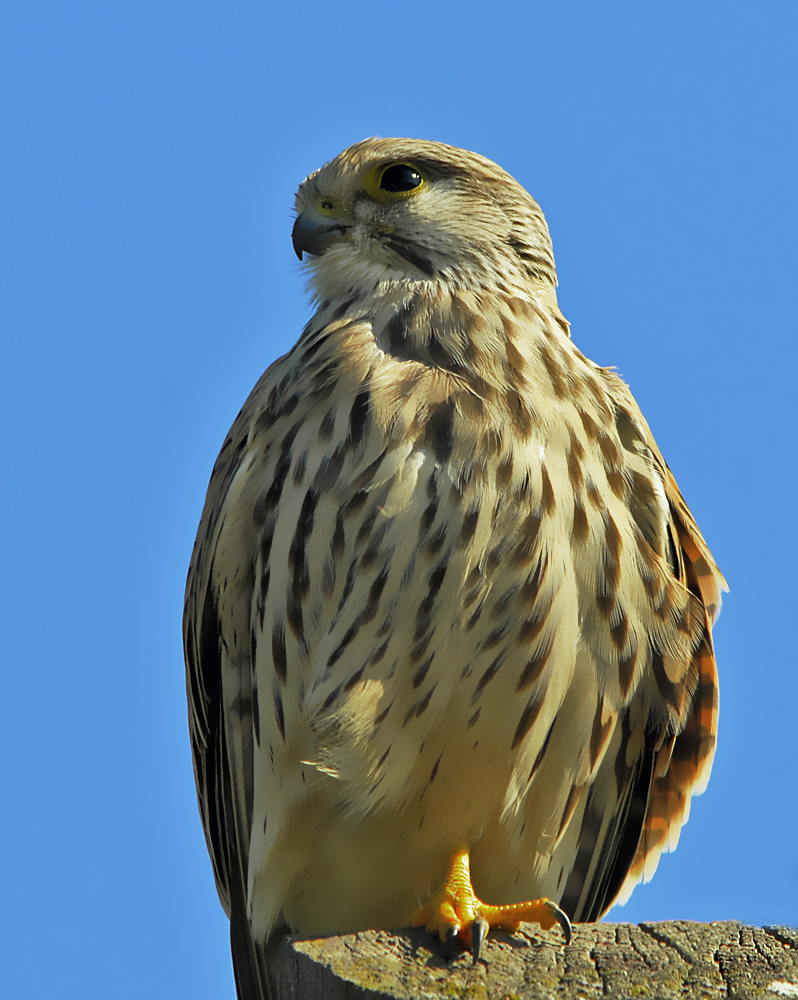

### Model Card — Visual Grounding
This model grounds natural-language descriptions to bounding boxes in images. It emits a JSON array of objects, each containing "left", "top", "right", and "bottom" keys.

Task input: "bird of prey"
[{"left": 184, "top": 137, "right": 724, "bottom": 999}]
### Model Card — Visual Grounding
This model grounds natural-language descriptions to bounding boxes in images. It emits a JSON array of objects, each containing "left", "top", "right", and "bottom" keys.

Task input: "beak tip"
[{"left": 292, "top": 207, "right": 348, "bottom": 260}]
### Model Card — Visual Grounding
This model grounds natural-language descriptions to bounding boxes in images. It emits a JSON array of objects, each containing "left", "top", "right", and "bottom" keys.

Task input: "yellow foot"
[{"left": 410, "top": 844, "right": 571, "bottom": 962}]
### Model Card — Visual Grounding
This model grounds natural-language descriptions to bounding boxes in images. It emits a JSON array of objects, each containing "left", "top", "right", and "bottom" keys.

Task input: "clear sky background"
[{"left": 2, "top": 3, "right": 796, "bottom": 998}]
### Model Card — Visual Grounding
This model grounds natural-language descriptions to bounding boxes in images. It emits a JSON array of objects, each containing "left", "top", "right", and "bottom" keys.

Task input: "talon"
[
  {"left": 412, "top": 845, "right": 571, "bottom": 964},
  {"left": 442, "top": 924, "right": 459, "bottom": 961},
  {"left": 552, "top": 904, "right": 572, "bottom": 946},
  {"left": 471, "top": 916, "right": 489, "bottom": 963}
]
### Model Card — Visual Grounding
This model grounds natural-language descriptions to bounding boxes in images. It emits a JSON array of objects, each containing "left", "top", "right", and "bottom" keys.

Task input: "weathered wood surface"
[{"left": 267, "top": 921, "right": 798, "bottom": 1000}]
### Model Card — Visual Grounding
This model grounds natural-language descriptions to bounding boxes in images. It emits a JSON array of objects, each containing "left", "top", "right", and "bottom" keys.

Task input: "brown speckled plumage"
[{"left": 184, "top": 138, "right": 724, "bottom": 999}]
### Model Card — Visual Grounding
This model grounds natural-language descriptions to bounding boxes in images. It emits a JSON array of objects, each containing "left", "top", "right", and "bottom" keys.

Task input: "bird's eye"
[
  {"left": 363, "top": 162, "right": 426, "bottom": 201},
  {"left": 379, "top": 164, "right": 423, "bottom": 193}
]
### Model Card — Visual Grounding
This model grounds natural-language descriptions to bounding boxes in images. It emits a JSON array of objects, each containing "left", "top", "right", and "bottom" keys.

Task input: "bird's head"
[{"left": 292, "top": 138, "right": 558, "bottom": 304}]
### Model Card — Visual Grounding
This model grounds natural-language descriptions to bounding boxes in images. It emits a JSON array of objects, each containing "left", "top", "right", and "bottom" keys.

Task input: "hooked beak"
[{"left": 292, "top": 208, "right": 351, "bottom": 260}]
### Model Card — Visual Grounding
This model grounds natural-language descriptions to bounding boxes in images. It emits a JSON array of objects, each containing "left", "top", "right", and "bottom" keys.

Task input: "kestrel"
[{"left": 184, "top": 138, "right": 724, "bottom": 999}]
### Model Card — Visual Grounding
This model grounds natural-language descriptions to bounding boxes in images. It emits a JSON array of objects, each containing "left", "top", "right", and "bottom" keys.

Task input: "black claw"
[
  {"left": 471, "top": 916, "right": 489, "bottom": 964},
  {"left": 442, "top": 925, "right": 459, "bottom": 961},
  {"left": 554, "top": 907, "right": 572, "bottom": 946}
]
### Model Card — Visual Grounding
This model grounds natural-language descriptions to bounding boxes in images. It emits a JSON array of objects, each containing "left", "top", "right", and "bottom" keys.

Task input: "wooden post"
[{"left": 267, "top": 921, "right": 798, "bottom": 999}]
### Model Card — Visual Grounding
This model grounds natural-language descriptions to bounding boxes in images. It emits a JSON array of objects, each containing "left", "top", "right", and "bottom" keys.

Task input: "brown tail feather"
[{"left": 613, "top": 621, "right": 719, "bottom": 904}]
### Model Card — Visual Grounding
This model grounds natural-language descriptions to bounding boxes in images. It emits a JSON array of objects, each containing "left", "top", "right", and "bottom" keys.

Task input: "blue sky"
[{"left": 2, "top": 3, "right": 796, "bottom": 997}]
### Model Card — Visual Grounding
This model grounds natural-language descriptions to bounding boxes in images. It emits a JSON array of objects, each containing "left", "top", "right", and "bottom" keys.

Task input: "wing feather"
[
  {"left": 560, "top": 381, "right": 724, "bottom": 920},
  {"left": 184, "top": 394, "right": 274, "bottom": 1000}
]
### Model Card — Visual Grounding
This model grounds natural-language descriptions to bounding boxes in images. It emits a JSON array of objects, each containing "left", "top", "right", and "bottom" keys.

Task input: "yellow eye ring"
[{"left": 363, "top": 162, "right": 425, "bottom": 202}]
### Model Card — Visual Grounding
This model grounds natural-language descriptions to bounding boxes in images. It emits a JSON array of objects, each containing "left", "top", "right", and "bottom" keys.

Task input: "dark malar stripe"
[{"left": 384, "top": 237, "right": 437, "bottom": 277}]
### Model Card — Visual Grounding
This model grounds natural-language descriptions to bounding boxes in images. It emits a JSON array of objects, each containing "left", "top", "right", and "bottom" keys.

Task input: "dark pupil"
[{"left": 380, "top": 164, "right": 422, "bottom": 193}]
